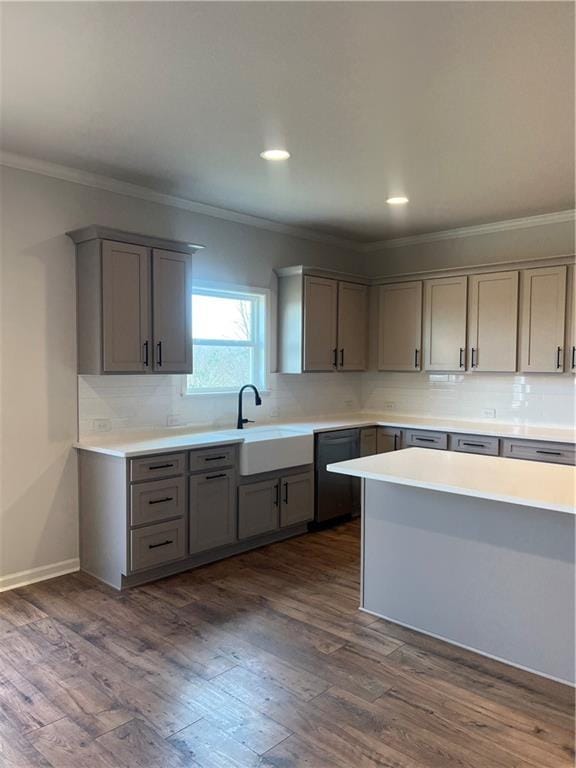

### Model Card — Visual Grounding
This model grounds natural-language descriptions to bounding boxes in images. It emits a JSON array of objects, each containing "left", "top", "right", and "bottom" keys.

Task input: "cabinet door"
[
  {"left": 337, "top": 282, "right": 368, "bottom": 371},
  {"left": 152, "top": 249, "right": 193, "bottom": 373},
  {"left": 360, "top": 427, "right": 378, "bottom": 456},
  {"left": 378, "top": 281, "right": 422, "bottom": 371},
  {"left": 189, "top": 469, "right": 236, "bottom": 553},
  {"left": 303, "top": 276, "right": 338, "bottom": 371},
  {"left": 423, "top": 276, "right": 468, "bottom": 371},
  {"left": 280, "top": 472, "right": 314, "bottom": 528},
  {"left": 568, "top": 267, "right": 576, "bottom": 373},
  {"left": 377, "top": 427, "right": 402, "bottom": 453},
  {"left": 519, "top": 266, "right": 567, "bottom": 373},
  {"left": 468, "top": 271, "right": 518, "bottom": 372},
  {"left": 238, "top": 479, "right": 279, "bottom": 539},
  {"left": 102, "top": 240, "right": 150, "bottom": 372}
]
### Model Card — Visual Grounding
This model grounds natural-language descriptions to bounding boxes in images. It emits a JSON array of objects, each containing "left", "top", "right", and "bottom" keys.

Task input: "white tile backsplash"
[
  {"left": 361, "top": 371, "right": 576, "bottom": 427},
  {"left": 79, "top": 369, "right": 575, "bottom": 437},
  {"left": 78, "top": 372, "right": 363, "bottom": 437}
]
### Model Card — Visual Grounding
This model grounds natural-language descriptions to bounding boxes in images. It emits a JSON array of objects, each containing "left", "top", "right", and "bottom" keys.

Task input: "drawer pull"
[
  {"left": 205, "top": 473, "right": 226, "bottom": 480},
  {"left": 462, "top": 442, "right": 485, "bottom": 448},
  {"left": 204, "top": 455, "right": 226, "bottom": 462},
  {"left": 148, "top": 463, "right": 174, "bottom": 470},
  {"left": 148, "top": 496, "right": 174, "bottom": 505},
  {"left": 536, "top": 450, "right": 563, "bottom": 456},
  {"left": 148, "top": 539, "right": 173, "bottom": 549},
  {"left": 415, "top": 437, "right": 436, "bottom": 443}
]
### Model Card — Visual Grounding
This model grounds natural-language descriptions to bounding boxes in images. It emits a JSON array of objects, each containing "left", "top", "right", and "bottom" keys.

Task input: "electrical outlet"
[
  {"left": 482, "top": 408, "right": 496, "bottom": 418},
  {"left": 93, "top": 418, "right": 111, "bottom": 432},
  {"left": 166, "top": 414, "right": 183, "bottom": 427},
  {"left": 269, "top": 406, "right": 280, "bottom": 418},
  {"left": 384, "top": 401, "right": 396, "bottom": 411}
]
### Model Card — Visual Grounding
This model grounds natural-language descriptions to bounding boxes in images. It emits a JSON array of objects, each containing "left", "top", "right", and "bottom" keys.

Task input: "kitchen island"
[{"left": 328, "top": 448, "right": 576, "bottom": 685}]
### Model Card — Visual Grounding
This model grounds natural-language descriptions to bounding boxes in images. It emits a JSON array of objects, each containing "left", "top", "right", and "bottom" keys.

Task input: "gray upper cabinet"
[
  {"left": 303, "top": 276, "right": 339, "bottom": 371},
  {"left": 277, "top": 268, "right": 369, "bottom": 373},
  {"left": 152, "top": 249, "right": 193, "bottom": 373},
  {"left": 423, "top": 276, "right": 468, "bottom": 372},
  {"left": 519, "top": 266, "right": 567, "bottom": 373},
  {"left": 337, "top": 281, "right": 368, "bottom": 371},
  {"left": 378, "top": 281, "right": 422, "bottom": 371},
  {"left": 567, "top": 266, "right": 576, "bottom": 373},
  {"left": 467, "top": 271, "right": 518, "bottom": 372},
  {"left": 102, "top": 240, "right": 150, "bottom": 373},
  {"left": 68, "top": 226, "right": 202, "bottom": 375},
  {"left": 189, "top": 468, "right": 237, "bottom": 553}
]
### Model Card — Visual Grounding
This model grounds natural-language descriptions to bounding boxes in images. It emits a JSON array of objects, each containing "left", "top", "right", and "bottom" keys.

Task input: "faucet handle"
[{"left": 242, "top": 418, "right": 255, "bottom": 425}]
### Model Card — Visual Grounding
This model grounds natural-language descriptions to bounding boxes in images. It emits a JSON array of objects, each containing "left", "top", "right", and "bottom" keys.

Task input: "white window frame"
[{"left": 183, "top": 281, "right": 270, "bottom": 396}]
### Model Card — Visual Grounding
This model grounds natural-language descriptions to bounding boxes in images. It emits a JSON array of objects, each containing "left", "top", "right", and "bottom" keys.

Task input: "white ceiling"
[{"left": 1, "top": 2, "right": 574, "bottom": 242}]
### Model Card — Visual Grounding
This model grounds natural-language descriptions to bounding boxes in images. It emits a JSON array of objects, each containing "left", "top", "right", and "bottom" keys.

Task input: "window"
[{"left": 186, "top": 285, "right": 267, "bottom": 394}]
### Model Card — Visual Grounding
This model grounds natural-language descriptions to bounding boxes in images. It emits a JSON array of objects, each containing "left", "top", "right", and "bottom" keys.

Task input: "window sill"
[{"left": 181, "top": 389, "right": 271, "bottom": 398}]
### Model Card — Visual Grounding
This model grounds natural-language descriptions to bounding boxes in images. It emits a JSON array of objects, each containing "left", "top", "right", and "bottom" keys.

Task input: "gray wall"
[
  {"left": 0, "top": 165, "right": 360, "bottom": 586},
  {"left": 365, "top": 218, "right": 575, "bottom": 277}
]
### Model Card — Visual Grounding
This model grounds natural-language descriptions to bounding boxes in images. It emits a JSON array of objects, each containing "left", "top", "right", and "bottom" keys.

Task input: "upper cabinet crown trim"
[
  {"left": 274, "top": 265, "right": 369, "bottom": 285},
  {"left": 66, "top": 225, "right": 205, "bottom": 254}
]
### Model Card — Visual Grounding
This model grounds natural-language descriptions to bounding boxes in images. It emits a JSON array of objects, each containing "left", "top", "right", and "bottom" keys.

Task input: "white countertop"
[
  {"left": 74, "top": 412, "right": 575, "bottom": 458},
  {"left": 327, "top": 448, "right": 576, "bottom": 515}
]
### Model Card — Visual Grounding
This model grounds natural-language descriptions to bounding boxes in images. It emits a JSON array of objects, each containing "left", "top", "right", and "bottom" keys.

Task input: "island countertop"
[{"left": 327, "top": 447, "right": 576, "bottom": 515}]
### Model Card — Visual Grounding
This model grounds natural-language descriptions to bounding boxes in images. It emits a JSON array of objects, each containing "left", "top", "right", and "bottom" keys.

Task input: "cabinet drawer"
[
  {"left": 130, "top": 477, "right": 185, "bottom": 527},
  {"left": 189, "top": 445, "right": 236, "bottom": 472},
  {"left": 501, "top": 439, "right": 575, "bottom": 466},
  {"left": 404, "top": 429, "right": 448, "bottom": 450},
  {"left": 450, "top": 434, "right": 500, "bottom": 456},
  {"left": 130, "top": 453, "right": 186, "bottom": 482},
  {"left": 130, "top": 519, "right": 186, "bottom": 572}
]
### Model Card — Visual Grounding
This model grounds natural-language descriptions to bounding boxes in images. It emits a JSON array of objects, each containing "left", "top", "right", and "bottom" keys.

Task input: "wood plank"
[{"left": 0, "top": 520, "right": 571, "bottom": 768}]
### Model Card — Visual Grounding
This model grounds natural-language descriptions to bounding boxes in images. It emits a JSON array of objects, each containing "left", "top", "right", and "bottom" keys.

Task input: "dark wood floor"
[{"left": 0, "top": 521, "right": 573, "bottom": 767}]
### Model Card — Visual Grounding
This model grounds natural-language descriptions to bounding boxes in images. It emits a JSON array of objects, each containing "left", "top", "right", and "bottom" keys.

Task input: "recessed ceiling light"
[
  {"left": 260, "top": 149, "right": 291, "bottom": 161},
  {"left": 386, "top": 196, "right": 409, "bottom": 205}
]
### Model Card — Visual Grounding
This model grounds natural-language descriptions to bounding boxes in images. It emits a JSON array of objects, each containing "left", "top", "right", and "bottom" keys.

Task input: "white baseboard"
[{"left": 0, "top": 559, "right": 80, "bottom": 593}]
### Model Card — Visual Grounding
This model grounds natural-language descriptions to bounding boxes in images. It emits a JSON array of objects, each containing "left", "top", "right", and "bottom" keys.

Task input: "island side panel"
[
  {"left": 362, "top": 479, "right": 575, "bottom": 684},
  {"left": 78, "top": 450, "right": 128, "bottom": 589}
]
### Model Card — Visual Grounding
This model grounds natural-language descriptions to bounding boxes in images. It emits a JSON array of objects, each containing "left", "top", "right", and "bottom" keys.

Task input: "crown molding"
[
  {"left": 362, "top": 209, "right": 576, "bottom": 251},
  {"left": 2, "top": 150, "right": 573, "bottom": 254},
  {"left": 0, "top": 150, "right": 360, "bottom": 252}
]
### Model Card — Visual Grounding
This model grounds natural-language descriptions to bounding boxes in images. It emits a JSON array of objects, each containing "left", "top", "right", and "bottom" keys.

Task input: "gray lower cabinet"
[
  {"left": 501, "top": 439, "right": 575, "bottom": 466},
  {"left": 280, "top": 472, "right": 314, "bottom": 527},
  {"left": 189, "top": 468, "right": 237, "bottom": 553},
  {"left": 238, "top": 479, "right": 280, "bottom": 540},
  {"left": 360, "top": 427, "right": 378, "bottom": 456},
  {"left": 130, "top": 477, "right": 186, "bottom": 526},
  {"left": 376, "top": 426, "right": 402, "bottom": 453},
  {"left": 449, "top": 434, "right": 500, "bottom": 456},
  {"left": 130, "top": 519, "right": 186, "bottom": 572},
  {"left": 403, "top": 429, "right": 448, "bottom": 450},
  {"left": 239, "top": 469, "right": 314, "bottom": 540}
]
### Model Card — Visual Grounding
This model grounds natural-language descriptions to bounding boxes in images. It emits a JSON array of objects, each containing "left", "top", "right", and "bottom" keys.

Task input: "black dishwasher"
[{"left": 314, "top": 429, "right": 361, "bottom": 525}]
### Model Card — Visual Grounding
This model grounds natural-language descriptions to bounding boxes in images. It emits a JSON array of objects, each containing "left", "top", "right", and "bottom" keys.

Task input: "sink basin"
[{"left": 234, "top": 427, "right": 314, "bottom": 476}]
